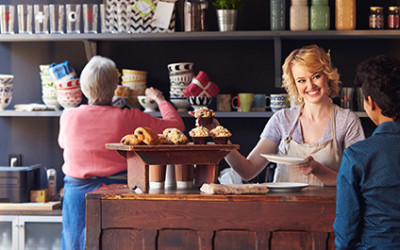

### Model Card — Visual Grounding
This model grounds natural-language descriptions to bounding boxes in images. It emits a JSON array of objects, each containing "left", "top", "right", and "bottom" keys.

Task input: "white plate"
[
  {"left": 264, "top": 182, "right": 309, "bottom": 193},
  {"left": 261, "top": 154, "right": 308, "bottom": 165}
]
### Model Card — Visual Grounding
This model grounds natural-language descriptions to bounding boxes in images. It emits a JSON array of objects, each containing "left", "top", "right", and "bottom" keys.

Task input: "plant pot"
[{"left": 217, "top": 9, "right": 237, "bottom": 32}]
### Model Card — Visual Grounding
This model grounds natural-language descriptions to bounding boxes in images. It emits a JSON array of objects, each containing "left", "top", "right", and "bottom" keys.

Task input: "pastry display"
[
  {"left": 210, "top": 126, "right": 232, "bottom": 144},
  {"left": 133, "top": 127, "right": 159, "bottom": 145},
  {"left": 189, "top": 126, "right": 210, "bottom": 144},
  {"left": 194, "top": 107, "right": 215, "bottom": 126},
  {"left": 163, "top": 128, "right": 189, "bottom": 145}
]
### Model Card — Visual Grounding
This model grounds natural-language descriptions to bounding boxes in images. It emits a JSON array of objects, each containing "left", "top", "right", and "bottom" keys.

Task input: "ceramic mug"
[
  {"left": 217, "top": 94, "right": 232, "bottom": 112},
  {"left": 267, "top": 94, "right": 288, "bottom": 112},
  {"left": 253, "top": 93, "right": 268, "bottom": 111},
  {"left": 232, "top": 93, "right": 254, "bottom": 112}
]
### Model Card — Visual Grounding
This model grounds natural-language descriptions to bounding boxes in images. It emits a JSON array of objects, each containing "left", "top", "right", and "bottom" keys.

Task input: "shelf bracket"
[
  {"left": 82, "top": 40, "right": 97, "bottom": 61},
  {"left": 274, "top": 37, "right": 282, "bottom": 88}
]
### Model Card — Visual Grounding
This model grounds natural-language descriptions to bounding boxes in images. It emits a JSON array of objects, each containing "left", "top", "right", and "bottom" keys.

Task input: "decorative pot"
[{"left": 216, "top": 9, "right": 237, "bottom": 32}]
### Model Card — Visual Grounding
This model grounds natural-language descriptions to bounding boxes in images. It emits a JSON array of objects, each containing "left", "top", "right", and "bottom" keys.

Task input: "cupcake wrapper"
[
  {"left": 213, "top": 137, "right": 230, "bottom": 144},
  {"left": 192, "top": 137, "right": 209, "bottom": 144}
]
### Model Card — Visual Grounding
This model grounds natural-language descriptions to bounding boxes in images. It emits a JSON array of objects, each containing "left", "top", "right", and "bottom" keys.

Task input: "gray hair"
[{"left": 80, "top": 55, "right": 118, "bottom": 105}]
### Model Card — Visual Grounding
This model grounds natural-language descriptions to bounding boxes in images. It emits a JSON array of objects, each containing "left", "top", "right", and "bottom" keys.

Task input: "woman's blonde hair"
[
  {"left": 80, "top": 55, "right": 118, "bottom": 105},
  {"left": 282, "top": 44, "right": 340, "bottom": 105}
]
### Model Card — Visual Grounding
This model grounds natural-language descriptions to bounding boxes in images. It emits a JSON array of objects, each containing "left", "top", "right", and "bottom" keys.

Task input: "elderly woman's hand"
[{"left": 145, "top": 87, "right": 165, "bottom": 104}]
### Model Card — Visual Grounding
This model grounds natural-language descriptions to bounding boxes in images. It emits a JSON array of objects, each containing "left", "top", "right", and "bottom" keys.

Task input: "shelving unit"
[{"left": 0, "top": 110, "right": 369, "bottom": 118}]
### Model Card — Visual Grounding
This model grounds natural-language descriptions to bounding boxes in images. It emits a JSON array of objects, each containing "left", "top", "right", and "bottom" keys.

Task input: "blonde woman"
[{"left": 204, "top": 44, "right": 365, "bottom": 186}]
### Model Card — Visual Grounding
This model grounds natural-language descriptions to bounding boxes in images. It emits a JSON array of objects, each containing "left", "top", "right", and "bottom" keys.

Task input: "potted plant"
[{"left": 212, "top": 0, "right": 244, "bottom": 31}]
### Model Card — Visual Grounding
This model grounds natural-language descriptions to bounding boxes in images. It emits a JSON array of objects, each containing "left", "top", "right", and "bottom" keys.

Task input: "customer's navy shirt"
[{"left": 334, "top": 121, "right": 400, "bottom": 249}]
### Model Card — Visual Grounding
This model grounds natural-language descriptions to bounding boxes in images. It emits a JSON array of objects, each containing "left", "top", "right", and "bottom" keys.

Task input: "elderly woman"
[
  {"left": 203, "top": 44, "right": 365, "bottom": 186},
  {"left": 59, "top": 56, "right": 184, "bottom": 250}
]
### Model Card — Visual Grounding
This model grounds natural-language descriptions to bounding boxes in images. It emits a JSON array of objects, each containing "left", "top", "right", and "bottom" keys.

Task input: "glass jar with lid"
[
  {"left": 387, "top": 6, "right": 400, "bottom": 29},
  {"left": 369, "top": 6, "right": 384, "bottom": 29},
  {"left": 310, "top": 0, "right": 330, "bottom": 30}
]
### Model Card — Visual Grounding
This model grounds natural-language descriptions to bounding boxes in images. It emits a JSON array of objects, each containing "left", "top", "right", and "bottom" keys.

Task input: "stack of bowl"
[
  {"left": 48, "top": 61, "right": 82, "bottom": 109},
  {"left": 0, "top": 74, "right": 14, "bottom": 111},
  {"left": 112, "top": 85, "right": 130, "bottom": 109},
  {"left": 55, "top": 78, "right": 82, "bottom": 108},
  {"left": 39, "top": 65, "right": 59, "bottom": 108},
  {"left": 121, "top": 69, "right": 147, "bottom": 109},
  {"left": 167, "top": 62, "right": 194, "bottom": 112}
]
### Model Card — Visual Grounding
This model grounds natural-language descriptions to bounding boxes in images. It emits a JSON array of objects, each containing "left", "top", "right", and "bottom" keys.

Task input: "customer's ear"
[{"left": 365, "top": 96, "right": 376, "bottom": 110}]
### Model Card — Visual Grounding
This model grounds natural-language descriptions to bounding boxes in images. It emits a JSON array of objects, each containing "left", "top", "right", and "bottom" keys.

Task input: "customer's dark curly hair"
[{"left": 354, "top": 55, "right": 400, "bottom": 121}]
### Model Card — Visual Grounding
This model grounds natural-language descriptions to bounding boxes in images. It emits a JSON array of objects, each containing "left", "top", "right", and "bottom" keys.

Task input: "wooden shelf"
[{"left": 1, "top": 30, "right": 400, "bottom": 43}]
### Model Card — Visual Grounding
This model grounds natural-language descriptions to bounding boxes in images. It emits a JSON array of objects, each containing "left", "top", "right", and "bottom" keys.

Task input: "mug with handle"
[{"left": 266, "top": 93, "right": 288, "bottom": 112}]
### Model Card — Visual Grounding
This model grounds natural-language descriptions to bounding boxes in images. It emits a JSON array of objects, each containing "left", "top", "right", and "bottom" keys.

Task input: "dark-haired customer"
[{"left": 334, "top": 55, "right": 400, "bottom": 249}]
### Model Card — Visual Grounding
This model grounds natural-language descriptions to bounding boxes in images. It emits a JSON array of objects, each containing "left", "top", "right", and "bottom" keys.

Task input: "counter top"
[{"left": 86, "top": 184, "right": 336, "bottom": 203}]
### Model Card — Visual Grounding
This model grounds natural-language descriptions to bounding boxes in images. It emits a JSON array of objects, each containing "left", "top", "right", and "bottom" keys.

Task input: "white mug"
[{"left": 267, "top": 94, "right": 288, "bottom": 112}]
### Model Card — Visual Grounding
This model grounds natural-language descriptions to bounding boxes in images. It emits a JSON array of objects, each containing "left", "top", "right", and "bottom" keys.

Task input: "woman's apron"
[{"left": 276, "top": 105, "right": 341, "bottom": 186}]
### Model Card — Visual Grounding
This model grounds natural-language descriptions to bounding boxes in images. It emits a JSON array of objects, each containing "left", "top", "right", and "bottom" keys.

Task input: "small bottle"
[
  {"left": 369, "top": 6, "right": 384, "bottom": 29},
  {"left": 270, "top": 0, "right": 285, "bottom": 30},
  {"left": 47, "top": 168, "right": 57, "bottom": 201},
  {"left": 387, "top": 6, "right": 400, "bottom": 29},
  {"left": 290, "top": 0, "right": 308, "bottom": 31},
  {"left": 335, "top": 0, "right": 356, "bottom": 30},
  {"left": 310, "top": 0, "right": 330, "bottom": 30},
  {"left": 184, "top": 0, "right": 207, "bottom": 31}
]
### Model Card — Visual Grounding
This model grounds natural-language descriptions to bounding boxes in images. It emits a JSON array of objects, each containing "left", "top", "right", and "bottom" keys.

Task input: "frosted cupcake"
[
  {"left": 194, "top": 107, "right": 215, "bottom": 126},
  {"left": 189, "top": 126, "right": 210, "bottom": 144},
  {"left": 210, "top": 126, "right": 232, "bottom": 144}
]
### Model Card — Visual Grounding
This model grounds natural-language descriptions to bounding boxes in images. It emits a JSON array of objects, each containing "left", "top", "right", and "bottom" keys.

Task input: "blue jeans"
[{"left": 61, "top": 174, "right": 126, "bottom": 250}]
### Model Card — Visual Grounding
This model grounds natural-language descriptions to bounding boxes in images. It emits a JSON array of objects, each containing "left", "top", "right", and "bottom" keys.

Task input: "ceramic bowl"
[
  {"left": 170, "top": 97, "right": 190, "bottom": 112},
  {"left": 0, "top": 84, "right": 13, "bottom": 110},
  {"left": 188, "top": 96, "right": 213, "bottom": 111},
  {"left": 137, "top": 95, "right": 157, "bottom": 112},
  {"left": 167, "top": 62, "right": 194, "bottom": 74},
  {"left": 0, "top": 74, "right": 14, "bottom": 85},
  {"left": 56, "top": 87, "right": 82, "bottom": 108}
]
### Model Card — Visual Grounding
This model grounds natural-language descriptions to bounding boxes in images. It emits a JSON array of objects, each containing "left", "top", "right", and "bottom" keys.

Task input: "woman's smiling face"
[{"left": 291, "top": 63, "right": 330, "bottom": 104}]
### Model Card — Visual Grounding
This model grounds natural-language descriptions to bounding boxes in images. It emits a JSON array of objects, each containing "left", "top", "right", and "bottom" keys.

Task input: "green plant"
[{"left": 212, "top": 0, "right": 244, "bottom": 10}]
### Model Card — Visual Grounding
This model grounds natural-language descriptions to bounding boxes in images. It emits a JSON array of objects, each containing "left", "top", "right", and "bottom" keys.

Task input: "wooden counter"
[{"left": 86, "top": 184, "right": 336, "bottom": 250}]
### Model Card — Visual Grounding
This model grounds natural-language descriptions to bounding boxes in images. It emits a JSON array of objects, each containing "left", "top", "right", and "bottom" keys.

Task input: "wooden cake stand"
[{"left": 105, "top": 143, "right": 240, "bottom": 193}]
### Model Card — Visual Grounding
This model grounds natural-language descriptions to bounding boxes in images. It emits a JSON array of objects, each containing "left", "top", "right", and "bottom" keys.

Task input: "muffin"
[
  {"left": 210, "top": 126, "right": 232, "bottom": 144},
  {"left": 163, "top": 128, "right": 189, "bottom": 145},
  {"left": 194, "top": 107, "right": 215, "bottom": 126},
  {"left": 189, "top": 126, "right": 210, "bottom": 144}
]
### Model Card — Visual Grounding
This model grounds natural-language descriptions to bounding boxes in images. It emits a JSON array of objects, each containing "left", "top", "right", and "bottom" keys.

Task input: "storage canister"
[
  {"left": 335, "top": 0, "right": 356, "bottom": 30},
  {"left": 290, "top": 0, "right": 308, "bottom": 31},
  {"left": 271, "top": 0, "right": 285, "bottom": 30},
  {"left": 369, "top": 6, "right": 384, "bottom": 29},
  {"left": 310, "top": 0, "right": 330, "bottom": 30},
  {"left": 387, "top": 6, "right": 400, "bottom": 29},
  {"left": 184, "top": 0, "right": 207, "bottom": 31}
]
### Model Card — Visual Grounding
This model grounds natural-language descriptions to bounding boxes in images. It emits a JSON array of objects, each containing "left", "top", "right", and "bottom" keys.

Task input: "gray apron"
[{"left": 275, "top": 105, "right": 341, "bottom": 186}]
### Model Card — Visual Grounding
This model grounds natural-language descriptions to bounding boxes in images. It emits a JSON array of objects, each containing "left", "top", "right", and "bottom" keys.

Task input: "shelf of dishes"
[
  {"left": 1, "top": 30, "right": 400, "bottom": 43},
  {"left": 0, "top": 110, "right": 369, "bottom": 118}
]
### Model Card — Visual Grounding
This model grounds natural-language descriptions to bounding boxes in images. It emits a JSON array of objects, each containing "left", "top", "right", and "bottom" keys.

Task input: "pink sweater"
[{"left": 58, "top": 101, "right": 185, "bottom": 179}]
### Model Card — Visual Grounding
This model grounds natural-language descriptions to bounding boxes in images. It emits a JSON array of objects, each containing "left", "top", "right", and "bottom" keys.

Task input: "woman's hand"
[
  {"left": 292, "top": 156, "right": 318, "bottom": 175},
  {"left": 188, "top": 111, "right": 220, "bottom": 130},
  {"left": 145, "top": 87, "right": 165, "bottom": 104}
]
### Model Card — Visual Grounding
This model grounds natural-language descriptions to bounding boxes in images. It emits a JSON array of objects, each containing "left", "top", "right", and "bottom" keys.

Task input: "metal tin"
[
  {"left": 388, "top": 6, "right": 400, "bottom": 29},
  {"left": 369, "top": 6, "right": 384, "bottom": 29}
]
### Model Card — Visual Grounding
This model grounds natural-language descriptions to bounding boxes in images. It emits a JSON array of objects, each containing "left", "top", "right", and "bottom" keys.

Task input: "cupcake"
[
  {"left": 189, "top": 126, "right": 210, "bottom": 144},
  {"left": 210, "top": 126, "right": 232, "bottom": 144},
  {"left": 194, "top": 107, "right": 215, "bottom": 126}
]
